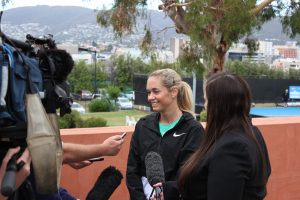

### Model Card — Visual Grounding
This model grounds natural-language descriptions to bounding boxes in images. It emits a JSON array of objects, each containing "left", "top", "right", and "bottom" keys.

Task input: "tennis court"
[{"left": 250, "top": 107, "right": 300, "bottom": 117}]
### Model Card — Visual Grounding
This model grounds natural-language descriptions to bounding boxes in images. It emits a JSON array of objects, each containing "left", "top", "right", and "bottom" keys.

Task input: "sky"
[{"left": 4, "top": 0, "right": 161, "bottom": 10}]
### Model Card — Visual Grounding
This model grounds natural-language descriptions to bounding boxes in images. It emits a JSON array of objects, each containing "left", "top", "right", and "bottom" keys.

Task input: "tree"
[
  {"left": 96, "top": 0, "right": 300, "bottom": 74},
  {"left": 177, "top": 43, "right": 205, "bottom": 78},
  {"left": 68, "top": 61, "right": 93, "bottom": 92},
  {"left": 1, "top": 0, "right": 9, "bottom": 7},
  {"left": 107, "top": 85, "right": 121, "bottom": 109},
  {"left": 110, "top": 54, "right": 181, "bottom": 89},
  {"left": 92, "top": 61, "right": 108, "bottom": 89},
  {"left": 111, "top": 54, "right": 134, "bottom": 90},
  {"left": 68, "top": 60, "right": 108, "bottom": 92}
]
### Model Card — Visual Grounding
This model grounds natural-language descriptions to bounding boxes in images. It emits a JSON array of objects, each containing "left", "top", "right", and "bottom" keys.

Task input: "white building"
[
  {"left": 71, "top": 53, "right": 93, "bottom": 64},
  {"left": 258, "top": 41, "right": 273, "bottom": 56},
  {"left": 57, "top": 43, "right": 79, "bottom": 54},
  {"left": 113, "top": 47, "right": 175, "bottom": 63},
  {"left": 227, "top": 43, "right": 266, "bottom": 63},
  {"left": 155, "top": 49, "right": 175, "bottom": 63},
  {"left": 170, "top": 37, "right": 189, "bottom": 59},
  {"left": 272, "top": 58, "right": 300, "bottom": 70}
]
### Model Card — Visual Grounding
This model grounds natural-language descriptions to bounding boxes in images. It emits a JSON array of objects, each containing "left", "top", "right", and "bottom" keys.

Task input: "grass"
[
  {"left": 81, "top": 109, "right": 149, "bottom": 126},
  {"left": 77, "top": 101, "right": 276, "bottom": 127}
]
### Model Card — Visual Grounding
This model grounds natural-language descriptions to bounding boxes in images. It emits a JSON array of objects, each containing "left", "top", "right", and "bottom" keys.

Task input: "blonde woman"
[{"left": 126, "top": 68, "right": 204, "bottom": 200}]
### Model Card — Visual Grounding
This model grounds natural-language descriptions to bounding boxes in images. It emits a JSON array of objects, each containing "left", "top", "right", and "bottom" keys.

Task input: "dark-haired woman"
[{"left": 175, "top": 73, "right": 271, "bottom": 200}]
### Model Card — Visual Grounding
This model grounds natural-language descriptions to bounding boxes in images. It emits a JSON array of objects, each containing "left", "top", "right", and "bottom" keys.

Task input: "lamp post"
[
  {"left": 92, "top": 50, "right": 97, "bottom": 93},
  {"left": 78, "top": 47, "right": 97, "bottom": 93}
]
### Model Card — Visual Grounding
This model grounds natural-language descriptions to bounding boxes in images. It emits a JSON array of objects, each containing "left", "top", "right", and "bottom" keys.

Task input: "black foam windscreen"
[
  {"left": 145, "top": 151, "right": 165, "bottom": 186},
  {"left": 86, "top": 166, "right": 123, "bottom": 200}
]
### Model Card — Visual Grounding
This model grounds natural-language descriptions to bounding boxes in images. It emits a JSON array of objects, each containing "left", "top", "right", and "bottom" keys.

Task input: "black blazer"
[{"left": 165, "top": 126, "right": 271, "bottom": 200}]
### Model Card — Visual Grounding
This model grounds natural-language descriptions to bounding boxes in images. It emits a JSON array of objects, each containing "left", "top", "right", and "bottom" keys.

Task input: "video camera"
[{"left": 0, "top": 10, "right": 74, "bottom": 199}]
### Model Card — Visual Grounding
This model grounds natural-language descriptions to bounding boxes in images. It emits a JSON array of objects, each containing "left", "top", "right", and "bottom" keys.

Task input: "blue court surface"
[{"left": 250, "top": 107, "right": 300, "bottom": 117}]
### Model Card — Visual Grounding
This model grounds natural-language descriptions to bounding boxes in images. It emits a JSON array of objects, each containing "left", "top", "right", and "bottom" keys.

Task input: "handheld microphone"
[
  {"left": 86, "top": 166, "right": 123, "bottom": 200},
  {"left": 145, "top": 151, "right": 165, "bottom": 200}
]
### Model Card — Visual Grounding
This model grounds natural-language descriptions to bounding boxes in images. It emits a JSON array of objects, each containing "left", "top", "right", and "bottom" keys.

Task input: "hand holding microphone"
[
  {"left": 150, "top": 183, "right": 164, "bottom": 200},
  {"left": 145, "top": 151, "right": 165, "bottom": 200}
]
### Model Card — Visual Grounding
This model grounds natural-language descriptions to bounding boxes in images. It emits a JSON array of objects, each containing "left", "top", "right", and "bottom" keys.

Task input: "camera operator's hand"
[{"left": 0, "top": 147, "right": 31, "bottom": 200}]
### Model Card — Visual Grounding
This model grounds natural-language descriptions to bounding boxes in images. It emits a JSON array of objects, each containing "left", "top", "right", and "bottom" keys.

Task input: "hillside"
[{"left": 0, "top": 5, "right": 297, "bottom": 45}]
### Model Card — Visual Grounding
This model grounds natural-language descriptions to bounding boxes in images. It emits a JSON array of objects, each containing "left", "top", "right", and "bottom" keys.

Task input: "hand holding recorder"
[
  {"left": 101, "top": 133, "right": 125, "bottom": 156},
  {"left": 63, "top": 133, "right": 125, "bottom": 165},
  {"left": 86, "top": 132, "right": 126, "bottom": 163},
  {"left": 84, "top": 133, "right": 126, "bottom": 165}
]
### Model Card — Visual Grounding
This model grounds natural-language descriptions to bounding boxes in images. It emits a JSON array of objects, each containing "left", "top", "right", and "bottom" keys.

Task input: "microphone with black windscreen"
[
  {"left": 86, "top": 166, "right": 123, "bottom": 200},
  {"left": 145, "top": 151, "right": 165, "bottom": 200}
]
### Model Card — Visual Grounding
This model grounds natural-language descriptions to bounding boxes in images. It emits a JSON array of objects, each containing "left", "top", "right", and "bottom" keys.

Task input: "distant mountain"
[
  {"left": 1, "top": 6, "right": 177, "bottom": 45},
  {"left": 0, "top": 5, "right": 297, "bottom": 46},
  {"left": 2, "top": 6, "right": 97, "bottom": 31},
  {"left": 251, "top": 18, "right": 298, "bottom": 44}
]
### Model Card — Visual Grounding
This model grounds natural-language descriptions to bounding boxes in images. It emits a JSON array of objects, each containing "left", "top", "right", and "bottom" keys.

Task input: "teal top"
[{"left": 159, "top": 116, "right": 182, "bottom": 136}]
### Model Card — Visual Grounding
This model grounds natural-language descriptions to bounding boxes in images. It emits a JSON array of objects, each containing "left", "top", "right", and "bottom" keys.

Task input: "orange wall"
[{"left": 60, "top": 117, "right": 300, "bottom": 200}]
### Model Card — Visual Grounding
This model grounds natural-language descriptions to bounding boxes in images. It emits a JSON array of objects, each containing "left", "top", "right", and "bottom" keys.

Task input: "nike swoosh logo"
[{"left": 173, "top": 132, "right": 187, "bottom": 137}]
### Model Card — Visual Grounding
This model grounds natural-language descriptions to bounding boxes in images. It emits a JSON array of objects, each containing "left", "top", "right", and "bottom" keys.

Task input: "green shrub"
[
  {"left": 108, "top": 99, "right": 116, "bottom": 111},
  {"left": 80, "top": 117, "right": 107, "bottom": 128},
  {"left": 59, "top": 111, "right": 83, "bottom": 128},
  {"left": 59, "top": 111, "right": 107, "bottom": 128},
  {"left": 107, "top": 85, "right": 121, "bottom": 100},
  {"left": 58, "top": 118, "right": 70, "bottom": 129},
  {"left": 199, "top": 110, "right": 207, "bottom": 122},
  {"left": 89, "top": 99, "right": 111, "bottom": 112}
]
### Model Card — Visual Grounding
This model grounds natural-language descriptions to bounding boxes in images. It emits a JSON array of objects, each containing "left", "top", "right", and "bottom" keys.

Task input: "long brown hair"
[{"left": 178, "top": 72, "right": 265, "bottom": 194}]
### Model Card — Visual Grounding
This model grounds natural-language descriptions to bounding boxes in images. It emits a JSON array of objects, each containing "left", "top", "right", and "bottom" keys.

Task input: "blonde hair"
[{"left": 149, "top": 68, "right": 193, "bottom": 114}]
